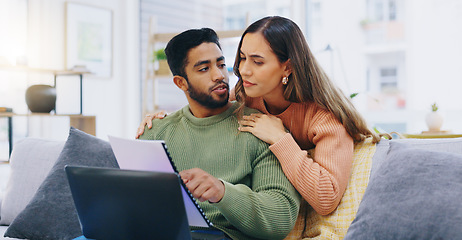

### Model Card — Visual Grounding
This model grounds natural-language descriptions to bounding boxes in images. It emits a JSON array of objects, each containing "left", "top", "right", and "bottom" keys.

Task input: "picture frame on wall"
[{"left": 65, "top": 2, "right": 112, "bottom": 78}]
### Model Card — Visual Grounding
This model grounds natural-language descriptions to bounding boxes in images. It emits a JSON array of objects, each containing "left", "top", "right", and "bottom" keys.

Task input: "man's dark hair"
[{"left": 165, "top": 28, "right": 221, "bottom": 79}]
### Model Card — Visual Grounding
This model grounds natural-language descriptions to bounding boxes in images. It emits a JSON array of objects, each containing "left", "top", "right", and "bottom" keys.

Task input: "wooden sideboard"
[
  {"left": 0, "top": 113, "right": 95, "bottom": 159},
  {"left": 402, "top": 133, "right": 462, "bottom": 139}
]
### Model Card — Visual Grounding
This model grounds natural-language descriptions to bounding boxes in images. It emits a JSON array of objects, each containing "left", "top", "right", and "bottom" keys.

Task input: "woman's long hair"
[{"left": 233, "top": 16, "right": 381, "bottom": 143}]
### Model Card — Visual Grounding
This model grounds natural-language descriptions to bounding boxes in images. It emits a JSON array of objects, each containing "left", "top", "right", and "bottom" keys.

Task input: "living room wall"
[{"left": 23, "top": 0, "right": 140, "bottom": 140}]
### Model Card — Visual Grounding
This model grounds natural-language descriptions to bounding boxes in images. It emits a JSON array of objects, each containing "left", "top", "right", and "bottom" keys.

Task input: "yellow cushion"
[{"left": 284, "top": 138, "right": 376, "bottom": 240}]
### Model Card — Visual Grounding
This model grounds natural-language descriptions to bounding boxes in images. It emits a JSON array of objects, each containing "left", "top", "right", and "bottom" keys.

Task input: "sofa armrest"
[
  {"left": 371, "top": 137, "right": 462, "bottom": 177},
  {"left": 0, "top": 138, "right": 64, "bottom": 226},
  {"left": 0, "top": 163, "right": 11, "bottom": 217}
]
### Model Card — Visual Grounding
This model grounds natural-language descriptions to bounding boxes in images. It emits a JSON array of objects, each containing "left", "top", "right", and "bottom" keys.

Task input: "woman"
[
  {"left": 233, "top": 16, "right": 380, "bottom": 216},
  {"left": 137, "top": 16, "right": 380, "bottom": 216}
]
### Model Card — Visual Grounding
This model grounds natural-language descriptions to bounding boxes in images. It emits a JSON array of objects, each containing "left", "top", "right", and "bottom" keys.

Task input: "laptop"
[{"left": 65, "top": 165, "right": 191, "bottom": 240}]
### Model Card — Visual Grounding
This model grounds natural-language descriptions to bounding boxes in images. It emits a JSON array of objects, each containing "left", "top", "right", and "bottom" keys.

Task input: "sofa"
[{"left": 1, "top": 128, "right": 462, "bottom": 240}]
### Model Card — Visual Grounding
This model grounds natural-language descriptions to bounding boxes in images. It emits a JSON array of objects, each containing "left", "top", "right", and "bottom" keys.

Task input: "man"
[{"left": 138, "top": 28, "right": 300, "bottom": 240}]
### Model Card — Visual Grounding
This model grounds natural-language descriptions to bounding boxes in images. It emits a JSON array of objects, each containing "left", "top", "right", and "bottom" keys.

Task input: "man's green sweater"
[{"left": 139, "top": 102, "right": 300, "bottom": 240}]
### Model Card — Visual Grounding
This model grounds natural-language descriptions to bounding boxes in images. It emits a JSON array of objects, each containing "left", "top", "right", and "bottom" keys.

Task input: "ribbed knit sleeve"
[
  {"left": 248, "top": 98, "right": 354, "bottom": 215},
  {"left": 214, "top": 143, "right": 300, "bottom": 240}
]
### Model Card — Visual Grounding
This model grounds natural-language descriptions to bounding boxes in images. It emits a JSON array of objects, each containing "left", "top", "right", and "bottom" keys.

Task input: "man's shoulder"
[
  {"left": 155, "top": 108, "right": 183, "bottom": 121},
  {"left": 140, "top": 109, "right": 184, "bottom": 139},
  {"left": 151, "top": 109, "right": 185, "bottom": 128},
  {"left": 241, "top": 105, "right": 262, "bottom": 115}
]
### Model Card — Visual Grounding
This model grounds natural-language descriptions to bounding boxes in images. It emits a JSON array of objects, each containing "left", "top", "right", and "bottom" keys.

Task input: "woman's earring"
[{"left": 282, "top": 76, "right": 288, "bottom": 85}]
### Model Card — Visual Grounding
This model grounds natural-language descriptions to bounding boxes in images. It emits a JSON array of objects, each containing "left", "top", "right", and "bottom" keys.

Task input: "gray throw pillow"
[
  {"left": 344, "top": 141, "right": 462, "bottom": 240},
  {"left": 0, "top": 138, "right": 64, "bottom": 225},
  {"left": 5, "top": 128, "right": 119, "bottom": 240}
]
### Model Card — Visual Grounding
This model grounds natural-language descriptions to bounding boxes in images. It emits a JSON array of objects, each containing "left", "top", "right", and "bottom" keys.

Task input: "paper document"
[{"left": 108, "top": 135, "right": 212, "bottom": 228}]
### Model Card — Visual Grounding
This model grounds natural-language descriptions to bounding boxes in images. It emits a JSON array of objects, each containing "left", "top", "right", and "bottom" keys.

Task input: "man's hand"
[{"left": 179, "top": 168, "right": 225, "bottom": 203}]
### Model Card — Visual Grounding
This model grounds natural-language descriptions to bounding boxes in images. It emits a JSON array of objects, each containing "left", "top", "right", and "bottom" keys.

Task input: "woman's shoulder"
[
  {"left": 291, "top": 101, "right": 326, "bottom": 115},
  {"left": 292, "top": 102, "right": 340, "bottom": 124}
]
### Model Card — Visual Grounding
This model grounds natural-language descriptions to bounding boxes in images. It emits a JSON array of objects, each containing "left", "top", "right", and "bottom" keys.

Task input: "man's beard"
[{"left": 187, "top": 81, "right": 229, "bottom": 109}]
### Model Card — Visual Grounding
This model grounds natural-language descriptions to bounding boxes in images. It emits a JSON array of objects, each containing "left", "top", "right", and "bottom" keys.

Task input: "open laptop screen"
[{"left": 65, "top": 166, "right": 192, "bottom": 240}]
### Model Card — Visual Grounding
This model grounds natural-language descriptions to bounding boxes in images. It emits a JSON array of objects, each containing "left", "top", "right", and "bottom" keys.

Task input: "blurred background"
[{"left": 1, "top": 0, "right": 461, "bottom": 159}]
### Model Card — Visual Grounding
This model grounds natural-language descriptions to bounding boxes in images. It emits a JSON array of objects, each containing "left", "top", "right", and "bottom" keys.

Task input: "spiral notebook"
[{"left": 108, "top": 135, "right": 212, "bottom": 228}]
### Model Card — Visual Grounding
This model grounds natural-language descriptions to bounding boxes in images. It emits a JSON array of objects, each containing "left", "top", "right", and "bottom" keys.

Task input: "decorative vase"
[
  {"left": 25, "top": 84, "right": 56, "bottom": 113},
  {"left": 425, "top": 112, "right": 443, "bottom": 132}
]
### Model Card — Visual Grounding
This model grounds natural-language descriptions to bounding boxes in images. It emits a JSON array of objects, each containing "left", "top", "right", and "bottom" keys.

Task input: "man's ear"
[{"left": 173, "top": 76, "right": 188, "bottom": 91}]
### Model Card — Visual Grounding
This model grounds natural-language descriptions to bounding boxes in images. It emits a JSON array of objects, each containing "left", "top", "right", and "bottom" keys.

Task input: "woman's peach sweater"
[{"left": 247, "top": 97, "right": 354, "bottom": 215}]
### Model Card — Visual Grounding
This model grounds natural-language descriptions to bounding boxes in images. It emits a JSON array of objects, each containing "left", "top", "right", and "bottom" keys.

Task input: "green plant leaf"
[
  {"left": 153, "top": 48, "right": 167, "bottom": 61},
  {"left": 350, "top": 93, "right": 359, "bottom": 99},
  {"left": 431, "top": 102, "right": 438, "bottom": 112}
]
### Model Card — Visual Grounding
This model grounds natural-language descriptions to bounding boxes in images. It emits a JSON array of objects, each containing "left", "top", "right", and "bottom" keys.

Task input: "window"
[
  {"left": 380, "top": 67, "right": 398, "bottom": 91},
  {"left": 305, "top": 0, "right": 322, "bottom": 45},
  {"left": 0, "top": 0, "right": 28, "bottom": 65},
  {"left": 0, "top": 0, "right": 28, "bottom": 160},
  {"left": 389, "top": 0, "right": 397, "bottom": 21},
  {"left": 373, "top": 0, "right": 384, "bottom": 21},
  {"left": 367, "top": 0, "right": 400, "bottom": 22}
]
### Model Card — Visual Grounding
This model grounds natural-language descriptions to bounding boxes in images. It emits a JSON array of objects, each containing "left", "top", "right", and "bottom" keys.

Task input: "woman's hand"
[
  {"left": 238, "top": 113, "right": 287, "bottom": 145},
  {"left": 135, "top": 111, "right": 168, "bottom": 139}
]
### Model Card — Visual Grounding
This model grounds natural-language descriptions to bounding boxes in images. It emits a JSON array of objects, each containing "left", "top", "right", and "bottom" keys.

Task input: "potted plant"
[
  {"left": 425, "top": 102, "right": 444, "bottom": 132},
  {"left": 153, "top": 48, "right": 166, "bottom": 61},
  {"left": 152, "top": 48, "right": 170, "bottom": 75}
]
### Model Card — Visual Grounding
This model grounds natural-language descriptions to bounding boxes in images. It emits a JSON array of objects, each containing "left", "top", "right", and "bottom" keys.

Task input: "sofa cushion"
[
  {"left": 0, "top": 138, "right": 65, "bottom": 225},
  {"left": 4, "top": 128, "right": 119, "bottom": 240},
  {"left": 344, "top": 141, "right": 462, "bottom": 239}
]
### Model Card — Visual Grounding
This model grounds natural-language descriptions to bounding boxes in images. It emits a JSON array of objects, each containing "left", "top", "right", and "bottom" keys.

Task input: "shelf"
[
  {"left": 0, "top": 113, "right": 95, "bottom": 135},
  {"left": 0, "top": 64, "right": 90, "bottom": 75},
  {"left": 150, "top": 29, "right": 244, "bottom": 43},
  {"left": 0, "top": 113, "right": 96, "bottom": 161},
  {"left": 0, "top": 64, "right": 91, "bottom": 115},
  {"left": 402, "top": 133, "right": 462, "bottom": 139}
]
